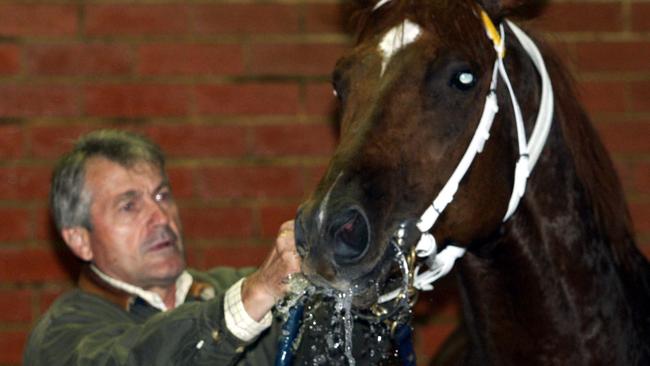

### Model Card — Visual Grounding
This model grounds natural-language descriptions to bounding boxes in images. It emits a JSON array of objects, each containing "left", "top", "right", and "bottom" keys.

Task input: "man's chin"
[{"left": 144, "top": 258, "right": 187, "bottom": 286}]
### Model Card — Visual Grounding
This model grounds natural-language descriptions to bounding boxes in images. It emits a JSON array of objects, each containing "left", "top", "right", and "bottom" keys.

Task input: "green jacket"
[{"left": 24, "top": 266, "right": 280, "bottom": 366}]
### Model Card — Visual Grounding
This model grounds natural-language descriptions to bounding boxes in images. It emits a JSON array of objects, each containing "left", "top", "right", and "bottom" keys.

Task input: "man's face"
[{"left": 82, "top": 157, "right": 185, "bottom": 289}]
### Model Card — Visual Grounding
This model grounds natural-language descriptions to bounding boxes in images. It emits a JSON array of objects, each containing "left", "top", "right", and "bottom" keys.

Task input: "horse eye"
[
  {"left": 450, "top": 70, "right": 476, "bottom": 91},
  {"left": 332, "top": 84, "right": 346, "bottom": 102}
]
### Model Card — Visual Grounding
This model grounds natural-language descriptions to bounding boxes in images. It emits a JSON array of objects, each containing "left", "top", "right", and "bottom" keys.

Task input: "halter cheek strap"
[{"left": 381, "top": 11, "right": 555, "bottom": 302}]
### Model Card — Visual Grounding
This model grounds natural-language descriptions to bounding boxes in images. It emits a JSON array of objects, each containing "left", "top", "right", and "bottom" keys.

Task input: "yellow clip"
[{"left": 480, "top": 10, "right": 505, "bottom": 58}]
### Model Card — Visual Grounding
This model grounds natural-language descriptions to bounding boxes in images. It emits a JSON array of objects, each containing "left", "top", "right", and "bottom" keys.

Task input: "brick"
[
  {"left": 249, "top": 43, "right": 345, "bottom": 76},
  {"left": 631, "top": 3, "right": 650, "bottom": 31},
  {"left": 0, "top": 248, "right": 70, "bottom": 283},
  {"left": 138, "top": 43, "right": 243, "bottom": 76},
  {"left": 545, "top": 40, "right": 575, "bottom": 69},
  {"left": 26, "top": 44, "right": 131, "bottom": 76},
  {"left": 576, "top": 80, "right": 626, "bottom": 114},
  {"left": 0, "top": 124, "right": 25, "bottom": 159},
  {"left": 0, "top": 44, "right": 19, "bottom": 75},
  {"left": 305, "top": 3, "right": 346, "bottom": 33},
  {"left": 0, "top": 4, "right": 77, "bottom": 37},
  {"left": 629, "top": 80, "right": 650, "bottom": 113},
  {"left": 595, "top": 122, "right": 650, "bottom": 155},
  {"left": 574, "top": 41, "right": 650, "bottom": 72},
  {"left": 84, "top": 85, "right": 190, "bottom": 117},
  {"left": 166, "top": 167, "right": 194, "bottom": 199},
  {"left": 0, "top": 330, "right": 27, "bottom": 364},
  {"left": 193, "top": 4, "right": 299, "bottom": 34},
  {"left": 0, "top": 85, "right": 78, "bottom": 117},
  {"left": 0, "top": 289, "right": 32, "bottom": 322},
  {"left": 305, "top": 83, "right": 339, "bottom": 116},
  {"left": 632, "top": 161, "right": 650, "bottom": 195},
  {"left": 85, "top": 4, "right": 190, "bottom": 36},
  {"left": 144, "top": 124, "right": 248, "bottom": 158},
  {"left": 202, "top": 245, "right": 271, "bottom": 268},
  {"left": 39, "top": 288, "right": 68, "bottom": 314},
  {"left": 0, "top": 208, "right": 31, "bottom": 242},
  {"left": 305, "top": 165, "right": 330, "bottom": 193},
  {"left": 629, "top": 201, "right": 650, "bottom": 233},
  {"left": 181, "top": 207, "right": 253, "bottom": 240},
  {"left": 35, "top": 206, "right": 58, "bottom": 242},
  {"left": 183, "top": 243, "right": 201, "bottom": 268},
  {"left": 197, "top": 166, "right": 305, "bottom": 199},
  {"left": 611, "top": 159, "right": 635, "bottom": 193},
  {"left": 0, "top": 166, "right": 51, "bottom": 201},
  {"left": 260, "top": 205, "right": 300, "bottom": 239},
  {"left": 251, "top": 123, "right": 337, "bottom": 157},
  {"left": 533, "top": 2, "right": 622, "bottom": 33},
  {"left": 195, "top": 84, "right": 300, "bottom": 116},
  {"left": 28, "top": 125, "right": 98, "bottom": 159}
]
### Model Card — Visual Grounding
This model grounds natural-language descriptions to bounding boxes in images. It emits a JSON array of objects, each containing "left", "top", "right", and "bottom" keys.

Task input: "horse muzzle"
[{"left": 295, "top": 204, "right": 376, "bottom": 290}]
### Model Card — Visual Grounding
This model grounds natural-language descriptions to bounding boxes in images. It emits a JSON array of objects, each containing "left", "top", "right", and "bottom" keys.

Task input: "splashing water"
[
  {"left": 337, "top": 289, "right": 355, "bottom": 366},
  {"left": 281, "top": 246, "right": 414, "bottom": 364},
  {"left": 275, "top": 273, "right": 312, "bottom": 319}
]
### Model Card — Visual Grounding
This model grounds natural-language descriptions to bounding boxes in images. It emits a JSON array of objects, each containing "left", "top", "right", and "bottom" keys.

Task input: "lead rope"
[{"left": 274, "top": 304, "right": 304, "bottom": 366}]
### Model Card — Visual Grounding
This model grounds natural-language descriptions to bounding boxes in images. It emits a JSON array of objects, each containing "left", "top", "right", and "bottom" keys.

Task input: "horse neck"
[{"left": 453, "top": 52, "right": 650, "bottom": 365}]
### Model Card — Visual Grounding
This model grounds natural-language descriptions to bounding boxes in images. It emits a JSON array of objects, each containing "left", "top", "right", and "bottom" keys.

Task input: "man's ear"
[{"left": 61, "top": 227, "right": 93, "bottom": 261}]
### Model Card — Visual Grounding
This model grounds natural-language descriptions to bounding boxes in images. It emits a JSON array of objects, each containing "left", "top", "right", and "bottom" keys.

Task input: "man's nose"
[{"left": 147, "top": 200, "right": 170, "bottom": 227}]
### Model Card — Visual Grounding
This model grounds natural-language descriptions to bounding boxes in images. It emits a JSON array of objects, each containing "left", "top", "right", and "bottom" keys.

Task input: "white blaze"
[
  {"left": 378, "top": 19, "right": 422, "bottom": 76},
  {"left": 317, "top": 172, "right": 343, "bottom": 230},
  {"left": 373, "top": 0, "right": 392, "bottom": 11}
]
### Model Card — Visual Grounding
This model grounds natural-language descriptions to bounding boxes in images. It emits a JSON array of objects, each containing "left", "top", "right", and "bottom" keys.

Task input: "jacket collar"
[
  {"left": 78, "top": 265, "right": 215, "bottom": 311},
  {"left": 78, "top": 265, "right": 134, "bottom": 311}
]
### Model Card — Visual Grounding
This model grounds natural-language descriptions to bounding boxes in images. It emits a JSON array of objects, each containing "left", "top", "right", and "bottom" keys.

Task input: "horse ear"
[{"left": 478, "top": 0, "right": 548, "bottom": 20}]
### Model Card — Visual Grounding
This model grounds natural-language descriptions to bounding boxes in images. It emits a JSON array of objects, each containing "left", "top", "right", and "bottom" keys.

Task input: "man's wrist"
[
  {"left": 224, "top": 278, "right": 272, "bottom": 342},
  {"left": 240, "top": 273, "right": 278, "bottom": 321}
]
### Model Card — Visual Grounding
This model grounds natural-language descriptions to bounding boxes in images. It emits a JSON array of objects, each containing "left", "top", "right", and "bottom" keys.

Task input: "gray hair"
[{"left": 50, "top": 130, "right": 166, "bottom": 231}]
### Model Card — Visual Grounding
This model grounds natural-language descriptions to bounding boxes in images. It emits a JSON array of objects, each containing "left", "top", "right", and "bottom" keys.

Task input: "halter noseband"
[{"left": 379, "top": 10, "right": 555, "bottom": 304}]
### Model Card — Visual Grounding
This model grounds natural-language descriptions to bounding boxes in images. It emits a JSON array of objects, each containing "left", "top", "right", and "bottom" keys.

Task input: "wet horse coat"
[{"left": 294, "top": 0, "right": 650, "bottom": 364}]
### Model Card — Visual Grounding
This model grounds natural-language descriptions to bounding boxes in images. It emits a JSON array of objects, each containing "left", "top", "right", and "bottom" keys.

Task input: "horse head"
[{"left": 295, "top": 0, "right": 548, "bottom": 307}]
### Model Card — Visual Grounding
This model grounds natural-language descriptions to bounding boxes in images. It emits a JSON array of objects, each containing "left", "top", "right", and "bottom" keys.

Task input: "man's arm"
[{"left": 25, "top": 221, "right": 301, "bottom": 366}]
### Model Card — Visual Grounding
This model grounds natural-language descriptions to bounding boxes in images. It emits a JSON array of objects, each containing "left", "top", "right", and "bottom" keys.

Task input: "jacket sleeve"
[{"left": 24, "top": 290, "right": 273, "bottom": 366}]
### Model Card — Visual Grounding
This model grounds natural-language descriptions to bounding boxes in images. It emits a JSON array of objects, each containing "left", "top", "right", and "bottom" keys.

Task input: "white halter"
[{"left": 378, "top": 12, "right": 555, "bottom": 303}]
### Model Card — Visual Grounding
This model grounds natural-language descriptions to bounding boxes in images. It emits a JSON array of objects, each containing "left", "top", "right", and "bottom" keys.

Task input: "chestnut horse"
[{"left": 294, "top": 0, "right": 650, "bottom": 364}]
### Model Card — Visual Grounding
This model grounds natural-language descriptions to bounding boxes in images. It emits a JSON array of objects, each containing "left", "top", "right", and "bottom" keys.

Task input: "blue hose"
[
  {"left": 394, "top": 323, "right": 416, "bottom": 366},
  {"left": 274, "top": 303, "right": 304, "bottom": 366}
]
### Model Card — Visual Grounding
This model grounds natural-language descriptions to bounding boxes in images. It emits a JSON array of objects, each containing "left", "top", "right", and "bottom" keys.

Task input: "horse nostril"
[{"left": 332, "top": 208, "right": 370, "bottom": 264}]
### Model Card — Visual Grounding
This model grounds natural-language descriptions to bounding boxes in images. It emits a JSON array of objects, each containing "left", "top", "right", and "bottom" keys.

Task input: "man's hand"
[{"left": 241, "top": 220, "right": 302, "bottom": 321}]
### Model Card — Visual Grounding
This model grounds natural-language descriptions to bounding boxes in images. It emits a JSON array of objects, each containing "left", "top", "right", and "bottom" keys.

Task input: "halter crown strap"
[
  {"left": 408, "top": 12, "right": 554, "bottom": 294},
  {"left": 481, "top": 11, "right": 505, "bottom": 58}
]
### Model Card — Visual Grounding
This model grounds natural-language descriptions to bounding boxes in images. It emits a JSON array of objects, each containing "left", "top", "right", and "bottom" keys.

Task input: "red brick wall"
[{"left": 0, "top": 1, "right": 647, "bottom": 365}]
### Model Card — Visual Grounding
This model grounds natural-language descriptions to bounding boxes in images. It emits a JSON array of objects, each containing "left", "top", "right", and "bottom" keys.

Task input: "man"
[{"left": 24, "top": 130, "right": 302, "bottom": 365}]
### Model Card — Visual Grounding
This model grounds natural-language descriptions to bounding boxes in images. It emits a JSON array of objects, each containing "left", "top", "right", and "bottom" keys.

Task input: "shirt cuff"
[{"left": 224, "top": 278, "right": 273, "bottom": 342}]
